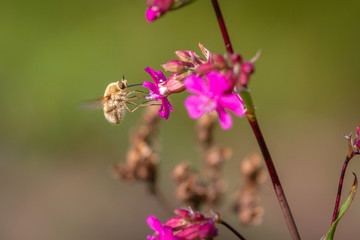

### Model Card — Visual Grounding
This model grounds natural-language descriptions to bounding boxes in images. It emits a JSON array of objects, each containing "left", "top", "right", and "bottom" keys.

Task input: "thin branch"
[
  {"left": 219, "top": 219, "right": 247, "bottom": 240},
  {"left": 331, "top": 151, "right": 355, "bottom": 224}
]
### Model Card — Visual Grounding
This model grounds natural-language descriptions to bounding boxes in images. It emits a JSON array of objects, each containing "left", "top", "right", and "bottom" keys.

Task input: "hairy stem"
[
  {"left": 219, "top": 219, "right": 246, "bottom": 240},
  {"left": 331, "top": 151, "right": 355, "bottom": 224}
]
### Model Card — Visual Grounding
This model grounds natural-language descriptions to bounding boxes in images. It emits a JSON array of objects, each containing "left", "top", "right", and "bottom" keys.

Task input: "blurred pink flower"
[
  {"left": 147, "top": 209, "right": 218, "bottom": 240},
  {"left": 184, "top": 71, "right": 245, "bottom": 130},
  {"left": 143, "top": 67, "right": 173, "bottom": 120},
  {"left": 145, "top": 0, "right": 173, "bottom": 22},
  {"left": 147, "top": 216, "right": 179, "bottom": 240}
]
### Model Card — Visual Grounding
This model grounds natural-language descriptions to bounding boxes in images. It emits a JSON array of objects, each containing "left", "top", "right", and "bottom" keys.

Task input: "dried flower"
[
  {"left": 234, "top": 153, "right": 267, "bottom": 225},
  {"left": 112, "top": 107, "right": 161, "bottom": 185},
  {"left": 184, "top": 71, "right": 246, "bottom": 130},
  {"left": 143, "top": 67, "right": 173, "bottom": 120}
]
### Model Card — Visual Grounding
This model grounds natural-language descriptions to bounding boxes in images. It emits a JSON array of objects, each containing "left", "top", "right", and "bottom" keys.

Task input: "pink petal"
[
  {"left": 206, "top": 71, "right": 231, "bottom": 95},
  {"left": 175, "top": 223, "right": 201, "bottom": 239},
  {"left": 217, "top": 107, "right": 233, "bottom": 130},
  {"left": 146, "top": 6, "right": 161, "bottom": 22},
  {"left": 161, "top": 227, "right": 178, "bottom": 240},
  {"left": 159, "top": 97, "right": 173, "bottom": 120},
  {"left": 143, "top": 81, "right": 160, "bottom": 95},
  {"left": 184, "top": 74, "right": 208, "bottom": 95},
  {"left": 198, "top": 221, "right": 218, "bottom": 238},
  {"left": 184, "top": 95, "right": 205, "bottom": 119},
  {"left": 147, "top": 235, "right": 157, "bottom": 240},
  {"left": 145, "top": 67, "right": 160, "bottom": 84},
  {"left": 219, "top": 94, "right": 245, "bottom": 117},
  {"left": 147, "top": 216, "right": 162, "bottom": 232}
]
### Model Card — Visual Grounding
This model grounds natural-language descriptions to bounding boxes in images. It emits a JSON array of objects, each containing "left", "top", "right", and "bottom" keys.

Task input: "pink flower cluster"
[
  {"left": 147, "top": 209, "right": 218, "bottom": 240},
  {"left": 142, "top": 43, "right": 257, "bottom": 129}
]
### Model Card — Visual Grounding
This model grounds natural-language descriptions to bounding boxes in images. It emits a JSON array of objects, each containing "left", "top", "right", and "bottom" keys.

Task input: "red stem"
[
  {"left": 248, "top": 118, "right": 300, "bottom": 239},
  {"left": 211, "top": 0, "right": 234, "bottom": 60},
  {"left": 331, "top": 151, "right": 355, "bottom": 224},
  {"left": 220, "top": 219, "right": 246, "bottom": 240},
  {"left": 210, "top": 1, "right": 300, "bottom": 239}
]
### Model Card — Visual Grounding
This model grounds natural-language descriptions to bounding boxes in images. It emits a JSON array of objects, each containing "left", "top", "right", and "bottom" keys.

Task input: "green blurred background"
[{"left": 1, "top": 0, "right": 359, "bottom": 239}]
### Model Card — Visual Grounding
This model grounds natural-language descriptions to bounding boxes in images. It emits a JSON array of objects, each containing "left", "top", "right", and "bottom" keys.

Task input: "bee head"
[{"left": 117, "top": 76, "right": 128, "bottom": 90}]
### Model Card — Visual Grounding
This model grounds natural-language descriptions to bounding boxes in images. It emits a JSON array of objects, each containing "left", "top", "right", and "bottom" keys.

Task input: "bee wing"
[{"left": 78, "top": 96, "right": 110, "bottom": 110}]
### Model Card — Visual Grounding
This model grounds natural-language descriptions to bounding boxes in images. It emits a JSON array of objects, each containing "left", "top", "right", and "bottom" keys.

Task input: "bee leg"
[
  {"left": 130, "top": 100, "right": 161, "bottom": 113},
  {"left": 127, "top": 90, "right": 149, "bottom": 95},
  {"left": 123, "top": 101, "right": 139, "bottom": 113},
  {"left": 125, "top": 95, "right": 147, "bottom": 100}
]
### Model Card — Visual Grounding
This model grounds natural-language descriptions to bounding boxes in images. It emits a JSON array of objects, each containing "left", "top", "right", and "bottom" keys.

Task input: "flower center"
[{"left": 199, "top": 95, "right": 216, "bottom": 112}]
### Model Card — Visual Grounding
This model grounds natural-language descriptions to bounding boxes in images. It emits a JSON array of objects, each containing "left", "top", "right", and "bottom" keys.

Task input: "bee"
[{"left": 82, "top": 76, "right": 146, "bottom": 124}]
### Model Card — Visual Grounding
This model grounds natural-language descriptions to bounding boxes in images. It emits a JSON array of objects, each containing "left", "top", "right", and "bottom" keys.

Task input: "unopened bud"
[
  {"left": 191, "top": 212, "right": 205, "bottom": 221},
  {"left": 164, "top": 74, "right": 186, "bottom": 94},
  {"left": 164, "top": 216, "right": 188, "bottom": 229},
  {"left": 176, "top": 224, "right": 202, "bottom": 239},
  {"left": 174, "top": 209, "right": 191, "bottom": 219},
  {"left": 231, "top": 53, "right": 243, "bottom": 64},
  {"left": 241, "top": 62, "right": 255, "bottom": 74},
  {"left": 146, "top": 0, "right": 173, "bottom": 11},
  {"left": 239, "top": 73, "right": 250, "bottom": 86},
  {"left": 357, "top": 126, "right": 360, "bottom": 137},
  {"left": 212, "top": 53, "right": 228, "bottom": 69},
  {"left": 145, "top": 6, "right": 162, "bottom": 22},
  {"left": 175, "top": 50, "right": 198, "bottom": 62},
  {"left": 162, "top": 60, "right": 193, "bottom": 73},
  {"left": 195, "top": 63, "right": 214, "bottom": 75}
]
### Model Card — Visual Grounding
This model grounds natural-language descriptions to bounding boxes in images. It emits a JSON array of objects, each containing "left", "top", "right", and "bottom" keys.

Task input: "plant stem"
[
  {"left": 210, "top": 0, "right": 300, "bottom": 239},
  {"left": 219, "top": 219, "right": 247, "bottom": 240},
  {"left": 248, "top": 117, "right": 300, "bottom": 239},
  {"left": 331, "top": 151, "right": 355, "bottom": 224},
  {"left": 211, "top": 0, "right": 234, "bottom": 61}
]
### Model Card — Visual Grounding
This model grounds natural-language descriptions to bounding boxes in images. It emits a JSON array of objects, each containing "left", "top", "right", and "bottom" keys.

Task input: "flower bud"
[
  {"left": 231, "top": 53, "right": 243, "bottom": 65},
  {"left": 191, "top": 212, "right": 205, "bottom": 221},
  {"left": 164, "top": 216, "right": 189, "bottom": 230},
  {"left": 174, "top": 209, "right": 191, "bottom": 219},
  {"left": 175, "top": 50, "right": 198, "bottom": 62},
  {"left": 241, "top": 62, "right": 255, "bottom": 74},
  {"left": 164, "top": 74, "right": 186, "bottom": 95},
  {"left": 239, "top": 73, "right": 250, "bottom": 86},
  {"left": 146, "top": 0, "right": 173, "bottom": 11},
  {"left": 162, "top": 60, "right": 193, "bottom": 73},
  {"left": 198, "top": 221, "right": 218, "bottom": 238},
  {"left": 145, "top": 6, "right": 162, "bottom": 22},
  {"left": 195, "top": 62, "right": 214, "bottom": 75},
  {"left": 212, "top": 53, "right": 228, "bottom": 69},
  {"left": 176, "top": 223, "right": 202, "bottom": 239},
  {"left": 145, "top": 0, "right": 174, "bottom": 22},
  {"left": 357, "top": 126, "right": 360, "bottom": 137}
]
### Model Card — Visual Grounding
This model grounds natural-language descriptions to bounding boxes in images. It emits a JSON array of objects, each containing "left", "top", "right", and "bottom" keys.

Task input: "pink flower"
[
  {"left": 147, "top": 209, "right": 218, "bottom": 240},
  {"left": 145, "top": 0, "right": 174, "bottom": 22},
  {"left": 184, "top": 71, "right": 246, "bottom": 130},
  {"left": 143, "top": 67, "right": 173, "bottom": 120},
  {"left": 147, "top": 216, "right": 179, "bottom": 240}
]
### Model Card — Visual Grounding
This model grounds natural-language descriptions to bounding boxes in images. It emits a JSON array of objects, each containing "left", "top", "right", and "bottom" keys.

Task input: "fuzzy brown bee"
[{"left": 82, "top": 76, "right": 145, "bottom": 124}]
